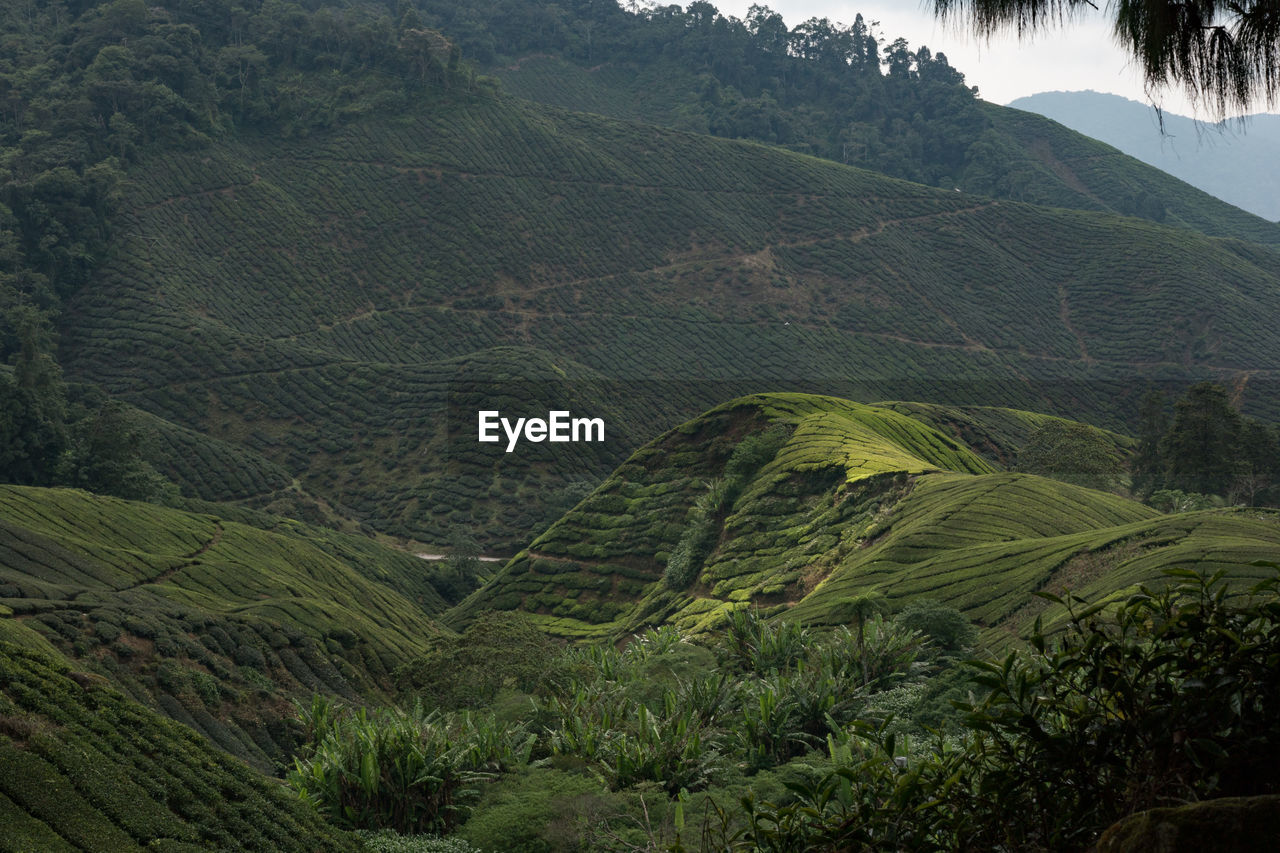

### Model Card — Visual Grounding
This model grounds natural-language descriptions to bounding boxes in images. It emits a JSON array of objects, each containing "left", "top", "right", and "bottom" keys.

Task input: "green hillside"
[
  {"left": 471, "top": 19, "right": 1280, "bottom": 245},
  {"left": 0, "top": 640, "right": 359, "bottom": 852},
  {"left": 452, "top": 394, "right": 1280, "bottom": 639},
  {"left": 877, "top": 400, "right": 1133, "bottom": 466},
  {"left": 58, "top": 92, "right": 1280, "bottom": 548},
  {"left": 0, "top": 486, "right": 449, "bottom": 771}
]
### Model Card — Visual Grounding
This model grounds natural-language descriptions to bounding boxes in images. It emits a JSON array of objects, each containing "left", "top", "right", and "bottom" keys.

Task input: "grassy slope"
[
  {"left": 452, "top": 393, "right": 1280, "bottom": 640},
  {"left": 876, "top": 400, "right": 1133, "bottom": 467},
  {"left": 493, "top": 54, "right": 1280, "bottom": 246},
  {"left": 0, "top": 640, "right": 359, "bottom": 852},
  {"left": 0, "top": 485, "right": 445, "bottom": 771},
  {"left": 59, "top": 94, "right": 1280, "bottom": 548}
]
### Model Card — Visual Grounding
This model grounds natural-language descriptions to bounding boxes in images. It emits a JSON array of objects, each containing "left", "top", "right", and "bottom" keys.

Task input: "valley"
[{"left": 1, "top": 0, "right": 1279, "bottom": 850}]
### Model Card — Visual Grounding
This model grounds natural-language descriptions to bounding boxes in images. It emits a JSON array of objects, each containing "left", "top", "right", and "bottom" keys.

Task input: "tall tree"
[
  {"left": 1233, "top": 417, "right": 1280, "bottom": 506},
  {"left": 0, "top": 308, "right": 67, "bottom": 485},
  {"left": 1159, "top": 382, "right": 1241, "bottom": 495},
  {"left": 1131, "top": 389, "right": 1169, "bottom": 496}
]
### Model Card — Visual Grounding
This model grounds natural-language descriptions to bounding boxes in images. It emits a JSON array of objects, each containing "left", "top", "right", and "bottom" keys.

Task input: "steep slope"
[
  {"left": 977, "top": 104, "right": 1279, "bottom": 239},
  {"left": 60, "top": 94, "right": 1280, "bottom": 548},
  {"left": 0, "top": 486, "right": 447, "bottom": 771},
  {"left": 1009, "top": 91, "right": 1280, "bottom": 222},
  {"left": 487, "top": 50, "right": 1280, "bottom": 245},
  {"left": 451, "top": 394, "right": 1280, "bottom": 639},
  {"left": 0, "top": 640, "right": 359, "bottom": 852}
]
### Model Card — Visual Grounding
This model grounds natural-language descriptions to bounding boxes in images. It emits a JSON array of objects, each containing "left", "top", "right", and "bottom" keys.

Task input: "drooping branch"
[{"left": 932, "top": 0, "right": 1280, "bottom": 115}]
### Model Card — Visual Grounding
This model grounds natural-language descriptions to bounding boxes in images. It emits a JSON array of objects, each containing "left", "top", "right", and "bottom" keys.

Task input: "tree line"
[
  {"left": 1133, "top": 382, "right": 1280, "bottom": 509},
  {"left": 1018, "top": 381, "right": 1280, "bottom": 510},
  {"left": 416, "top": 0, "right": 986, "bottom": 187}
]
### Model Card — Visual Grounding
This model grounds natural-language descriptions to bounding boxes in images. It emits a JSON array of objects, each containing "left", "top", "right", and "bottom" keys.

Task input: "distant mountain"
[{"left": 1008, "top": 91, "right": 1280, "bottom": 222}]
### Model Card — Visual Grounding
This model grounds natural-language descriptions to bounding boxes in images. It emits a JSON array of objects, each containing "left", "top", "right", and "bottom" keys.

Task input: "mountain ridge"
[{"left": 1008, "top": 90, "right": 1280, "bottom": 221}]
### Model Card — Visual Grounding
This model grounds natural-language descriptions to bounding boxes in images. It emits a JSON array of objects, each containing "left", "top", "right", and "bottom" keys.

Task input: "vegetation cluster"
[
  {"left": 1132, "top": 382, "right": 1280, "bottom": 508},
  {"left": 290, "top": 571, "right": 1280, "bottom": 852}
]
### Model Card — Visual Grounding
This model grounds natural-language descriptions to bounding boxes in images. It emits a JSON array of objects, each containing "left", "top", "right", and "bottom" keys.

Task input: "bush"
[
  {"left": 288, "top": 696, "right": 533, "bottom": 834},
  {"left": 356, "top": 830, "right": 485, "bottom": 853},
  {"left": 711, "top": 569, "right": 1280, "bottom": 851},
  {"left": 892, "top": 599, "right": 977, "bottom": 655}
]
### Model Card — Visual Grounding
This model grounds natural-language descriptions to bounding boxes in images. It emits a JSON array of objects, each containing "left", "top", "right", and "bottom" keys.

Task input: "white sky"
[{"left": 713, "top": 0, "right": 1264, "bottom": 119}]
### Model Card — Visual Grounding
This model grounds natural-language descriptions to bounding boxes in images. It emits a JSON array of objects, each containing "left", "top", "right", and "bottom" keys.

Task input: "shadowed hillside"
[
  {"left": 0, "top": 640, "right": 360, "bottom": 852},
  {"left": 60, "top": 94, "right": 1280, "bottom": 548}
]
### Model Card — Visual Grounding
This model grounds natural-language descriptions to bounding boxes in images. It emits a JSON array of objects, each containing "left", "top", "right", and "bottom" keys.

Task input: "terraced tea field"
[
  {"left": 0, "top": 486, "right": 449, "bottom": 770},
  {"left": 61, "top": 94, "right": 1280, "bottom": 548},
  {"left": 0, "top": 641, "right": 358, "bottom": 851},
  {"left": 452, "top": 394, "right": 1280, "bottom": 639},
  {"left": 494, "top": 54, "right": 1280, "bottom": 247}
]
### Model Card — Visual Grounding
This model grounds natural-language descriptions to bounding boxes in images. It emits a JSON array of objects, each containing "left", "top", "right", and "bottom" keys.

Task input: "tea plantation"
[
  {"left": 60, "top": 93, "right": 1280, "bottom": 549},
  {"left": 0, "top": 640, "right": 360, "bottom": 852},
  {"left": 453, "top": 393, "right": 1280, "bottom": 639},
  {"left": 493, "top": 53, "right": 1280, "bottom": 247},
  {"left": 0, "top": 486, "right": 452, "bottom": 772}
]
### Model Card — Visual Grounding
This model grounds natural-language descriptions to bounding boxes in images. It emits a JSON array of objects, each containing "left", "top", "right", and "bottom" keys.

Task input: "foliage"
[
  {"left": 1161, "top": 382, "right": 1244, "bottom": 495},
  {"left": 940, "top": 570, "right": 1280, "bottom": 849},
  {"left": 666, "top": 426, "right": 791, "bottom": 590},
  {"left": 722, "top": 608, "right": 810, "bottom": 674},
  {"left": 1148, "top": 488, "right": 1218, "bottom": 514},
  {"left": 1136, "top": 382, "right": 1280, "bottom": 505},
  {"left": 456, "top": 765, "right": 606, "bottom": 853},
  {"left": 932, "top": 0, "right": 1280, "bottom": 116},
  {"left": 55, "top": 399, "right": 170, "bottom": 501},
  {"left": 394, "top": 611, "right": 564, "bottom": 708},
  {"left": 356, "top": 830, "right": 485, "bottom": 853},
  {"left": 664, "top": 478, "right": 730, "bottom": 591},
  {"left": 289, "top": 695, "right": 533, "bottom": 834},
  {"left": 1131, "top": 389, "right": 1171, "bottom": 497},
  {"left": 893, "top": 599, "right": 978, "bottom": 655},
  {"left": 699, "top": 569, "right": 1280, "bottom": 851}
]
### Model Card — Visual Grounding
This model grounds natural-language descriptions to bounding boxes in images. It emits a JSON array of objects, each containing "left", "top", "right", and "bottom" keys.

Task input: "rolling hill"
[
  {"left": 0, "top": 485, "right": 450, "bottom": 771},
  {"left": 0, "top": 640, "right": 359, "bottom": 852},
  {"left": 451, "top": 393, "right": 1280, "bottom": 639},
  {"left": 491, "top": 52, "right": 1280, "bottom": 245}
]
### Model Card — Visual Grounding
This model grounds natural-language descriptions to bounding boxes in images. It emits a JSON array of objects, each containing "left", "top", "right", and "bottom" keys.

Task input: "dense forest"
[{"left": 415, "top": 0, "right": 982, "bottom": 186}]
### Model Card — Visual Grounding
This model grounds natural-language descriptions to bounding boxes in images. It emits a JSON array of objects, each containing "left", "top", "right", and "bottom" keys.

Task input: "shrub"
[
  {"left": 356, "top": 830, "right": 485, "bottom": 853},
  {"left": 288, "top": 696, "right": 533, "bottom": 834},
  {"left": 710, "top": 570, "right": 1280, "bottom": 851}
]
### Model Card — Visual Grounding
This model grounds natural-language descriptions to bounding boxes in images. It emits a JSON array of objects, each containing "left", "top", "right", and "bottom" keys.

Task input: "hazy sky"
[{"left": 713, "top": 1, "right": 1230, "bottom": 118}]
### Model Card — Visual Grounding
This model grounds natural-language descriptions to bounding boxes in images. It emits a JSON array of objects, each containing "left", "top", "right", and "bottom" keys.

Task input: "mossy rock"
[{"left": 1095, "top": 796, "right": 1280, "bottom": 853}]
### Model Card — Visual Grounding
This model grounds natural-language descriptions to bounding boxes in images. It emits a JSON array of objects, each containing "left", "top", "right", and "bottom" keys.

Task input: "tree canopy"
[{"left": 932, "top": 0, "right": 1280, "bottom": 116}]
